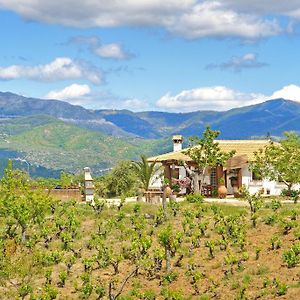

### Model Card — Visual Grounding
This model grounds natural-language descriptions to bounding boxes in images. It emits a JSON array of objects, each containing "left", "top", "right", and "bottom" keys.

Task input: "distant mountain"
[
  {"left": 212, "top": 99, "right": 300, "bottom": 139},
  {"left": 0, "top": 92, "right": 133, "bottom": 137},
  {"left": 1, "top": 92, "right": 300, "bottom": 140},
  {"left": 0, "top": 91, "right": 300, "bottom": 176}
]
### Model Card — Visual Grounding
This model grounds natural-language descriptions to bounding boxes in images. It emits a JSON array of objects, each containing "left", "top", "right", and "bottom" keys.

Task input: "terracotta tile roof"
[
  {"left": 147, "top": 151, "right": 193, "bottom": 163},
  {"left": 148, "top": 140, "right": 271, "bottom": 163},
  {"left": 217, "top": 140, "right": 270, "bottom": 161}
]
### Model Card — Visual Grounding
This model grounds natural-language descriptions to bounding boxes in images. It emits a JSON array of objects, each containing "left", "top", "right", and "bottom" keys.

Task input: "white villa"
[{"left": 148, "top": 135, "right": 291, "bottom": 196}]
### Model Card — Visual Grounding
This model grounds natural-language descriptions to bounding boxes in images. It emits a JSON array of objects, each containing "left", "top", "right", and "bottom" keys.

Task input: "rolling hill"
[
  {"left": 0, "top": 115, "right": 172, "bottom": 176},
  {"left": 0, "top": 91, "right": 300, "bottom": 177}
]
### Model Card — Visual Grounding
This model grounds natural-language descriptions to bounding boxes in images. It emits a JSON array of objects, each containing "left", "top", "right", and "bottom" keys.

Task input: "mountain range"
[{"left": 0, "top": 91, "right": 299, "bottom": 177}]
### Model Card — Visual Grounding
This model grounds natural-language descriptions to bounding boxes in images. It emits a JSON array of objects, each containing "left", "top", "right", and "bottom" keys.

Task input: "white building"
[{"left": 148, "top": 136, "right": 295, "bottom": 196}]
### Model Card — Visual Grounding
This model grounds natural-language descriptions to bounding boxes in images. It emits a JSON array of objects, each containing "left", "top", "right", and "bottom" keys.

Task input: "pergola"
[
  {"left": 147, "top": 151, "right": 194, "bottom": 183},
  {"left": 147, "top": 151, "right": 224, "bottom": 195}
]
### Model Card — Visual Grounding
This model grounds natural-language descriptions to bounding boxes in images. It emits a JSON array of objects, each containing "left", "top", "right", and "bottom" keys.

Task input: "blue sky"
[{"left": 1, "top": 1, "right": 300, "bottom": 112}]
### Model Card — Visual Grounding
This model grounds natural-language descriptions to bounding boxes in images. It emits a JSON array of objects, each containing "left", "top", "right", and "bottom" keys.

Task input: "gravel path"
[{"left": 103, "top": 196, "right": 295, "bottom": 207}]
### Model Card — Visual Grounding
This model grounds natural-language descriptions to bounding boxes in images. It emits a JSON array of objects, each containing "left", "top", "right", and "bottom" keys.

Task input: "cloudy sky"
[{"left": 1, "top": 0, "right": 300, "bottom": 112}]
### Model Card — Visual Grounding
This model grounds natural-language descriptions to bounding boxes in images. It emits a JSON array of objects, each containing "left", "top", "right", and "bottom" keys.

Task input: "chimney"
[
  {"left": 84, "top": 167, "right": 94, "bottom": 203},
  {"left": 172, "top": 135, "right": 183, "bottom": 152}
]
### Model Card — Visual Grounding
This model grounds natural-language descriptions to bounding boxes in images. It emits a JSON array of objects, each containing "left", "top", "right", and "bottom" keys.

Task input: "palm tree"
[{"left": 131, "top": 155, "right": 158, "bottom": 191}]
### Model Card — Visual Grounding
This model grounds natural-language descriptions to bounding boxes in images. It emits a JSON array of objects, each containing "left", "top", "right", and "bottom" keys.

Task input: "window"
[{"left": 210, "top": 167, "right": 217, "bottom": 188}]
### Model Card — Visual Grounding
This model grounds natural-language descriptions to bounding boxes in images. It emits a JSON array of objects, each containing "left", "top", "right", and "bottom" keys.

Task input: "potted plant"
[
  {"left": 163, "top": 178, "right": 172, "bottom": 197},
  {"left": 218, "top": 177, "right": 227, "bottom": 199},
  {"left": 172, "top": 184, "right": 180, "bottom": 195}
]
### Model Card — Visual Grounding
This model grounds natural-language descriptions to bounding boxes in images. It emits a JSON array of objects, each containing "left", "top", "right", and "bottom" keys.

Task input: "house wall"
[
  {"left": 242, "top": 163, "right": 300, "bottom": 195},
  {"left": 150, "top": 162, "right": 300, "bottom": 196},
  {"left": 149, "top": 164, "right": 164, "bottom": 188}
]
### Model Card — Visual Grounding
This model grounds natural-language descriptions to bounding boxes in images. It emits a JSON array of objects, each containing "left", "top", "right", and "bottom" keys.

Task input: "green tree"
[
  {"left": 0, "top": 161, "right": 52, "bottom": 242},
  {"left": 131, "top": 155, "right": 159, "bottom": 191},
  {"left": 60, "top": 171, "right": 74, "bottom": 189},
  {"left": 251, "top": 132, "right": 300, "bottom": 193},
  {"left": 184, "top": 127, "right": 235, "bottom": 194},
  {"left": 106, "top": 161, "right": 138, "bottom": 197}
]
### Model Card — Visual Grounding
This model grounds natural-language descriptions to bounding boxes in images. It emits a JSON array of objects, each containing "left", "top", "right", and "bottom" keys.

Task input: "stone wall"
[{"left": 49, "top": 188, "right": 83, "bottom": 201}]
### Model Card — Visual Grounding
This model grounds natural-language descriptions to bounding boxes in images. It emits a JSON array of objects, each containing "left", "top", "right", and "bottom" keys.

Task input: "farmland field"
[{"left": 1, "top": 193, "right": 300, "bottom": 299}]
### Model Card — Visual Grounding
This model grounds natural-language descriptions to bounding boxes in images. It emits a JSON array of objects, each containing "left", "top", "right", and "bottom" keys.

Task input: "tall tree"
[
  {"left": 184, "top": 127, "right": 235, "bottom": 194},
  {"left": 131, "top": 155, "right": 159, "bottom": 191},
  {"left": 251, "top": 132, "right": 300, "bottom": 193}
]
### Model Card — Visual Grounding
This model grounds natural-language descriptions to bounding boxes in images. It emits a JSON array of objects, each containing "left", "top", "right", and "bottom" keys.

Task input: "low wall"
[{"left": 49, "top": 188, "right": 83, "bottom": 201}]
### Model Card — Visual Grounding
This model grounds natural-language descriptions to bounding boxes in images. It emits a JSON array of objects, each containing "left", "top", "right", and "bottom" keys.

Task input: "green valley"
[{"left": 0, "top": 115, "right": 171, "bottom": 175}]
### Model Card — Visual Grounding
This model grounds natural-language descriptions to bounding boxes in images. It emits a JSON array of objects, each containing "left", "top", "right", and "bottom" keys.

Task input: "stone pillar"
[{"left": 84, "top": 167, "right": 94, "bottom": 203}]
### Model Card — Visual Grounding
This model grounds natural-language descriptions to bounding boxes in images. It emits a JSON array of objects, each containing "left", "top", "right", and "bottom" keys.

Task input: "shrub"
[
  {"left": 160, "top": 287, "right": 185, "bottom": 300},
  {"left": 255, "top": 247, "right": 261, "bottom": 260},
  {"left": 95, "top": 285, "right": 106, "bottom": 299},
  {"left": 264, "top": 214, "right": 278, "bottom": 226},
  {"left": 185, "top": 194, "right": 204, "bottom": 204},
  {"left": 205, "top": 240, "right": 215, "bottom": 259},
  {"left": 270, "top": 236, "right": 282, "bottom": 250},
  {"left": 293, "top": 227, "right": 300, "bottom": 240},
  {"left": 280, "top": 219, "right": 297, "bottom": 235},
  {"left": 237, "top": 185, "right": 248, "bottom": 199},
  {"left": 18, "top": 284, "right": 33, "bottom": 299},
  {"left": 283, "top": 248, "right": 299, "bottom": 268},
  {"left": 81, "top": 283, "right": 93, "bottom": 299},
  {"left": 43, "top": 284, "right": 58, "bottom": 300},
  {"left": 58, "top": 271, "right": 67, "bottom": 287},
  {"left": 270, "top": 199, "right": 281, "bottom": 211},
  {"left": 281, "top": 189, "right": 300, "bottom": 202},
  {"left": 273, "top": 279, "right": 288, "bottom": 296},
  {"left": 141, "top": 289, "right": 156, "bottom": 300},
  {"left": 162, "top": 271, "right": 178, "bottom": 284}
]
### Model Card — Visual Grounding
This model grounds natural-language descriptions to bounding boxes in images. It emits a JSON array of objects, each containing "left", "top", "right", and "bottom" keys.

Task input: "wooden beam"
[
  {"left": 237, "top": 168, "right": 243, "bottom": 188},
  {"left": 216, "top": 165, "right": 224, "bottom": 186}
]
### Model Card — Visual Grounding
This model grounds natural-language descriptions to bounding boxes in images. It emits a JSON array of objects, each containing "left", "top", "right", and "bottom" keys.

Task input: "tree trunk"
[
  {"left": 193, "top": 173, "right": 200, "bottom": 194},
  {"left": 287, "top": 183, "right": 293, "bottom": 195},
  {"left": 165, "top": 246, "right": 171, "bottom": 273},
  {"left": 162, "top": 187, "right": 167, "bottom": 215},
  {"left": 184, "top": 163, "right": 200, "bottom": 194},
  {"left": 21, "top": 226, "right": 26, "bottom": 242},
  {"left": 199, "top": 167, "right": 206, "bottom": 195}
]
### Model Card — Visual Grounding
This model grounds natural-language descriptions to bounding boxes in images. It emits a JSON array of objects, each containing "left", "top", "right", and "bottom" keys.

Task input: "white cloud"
[
  {"left": 156, "top": 86, "right": 265, "bottom": 112},
  {"left": 156, "top": 84, "right": 300, "bottom": 112},
  {"left": 0, "top": 57, "right": 102, "bottom": 84},
  {"left": 0, "top": 0, "right": 194, "bottom": 27},
  {"left": 270, "top": 84, "right": 300, "bottom": 102},
  {"left": 45, "top": 83, "right": 300, "bottom": 111},
  {"left": 0, "top": 0, "right": 285, "bottom": 39},
  {"left": 45, "top": 83, "right": 91, "bottom": 101},
  {"left": 206, "top": 53, "right": 268, "bottom": 72},
  {"left": 220, "top": 1, "right": 300, "bottom": 17},
  {"left": 94, "top": 43, "right": 128, "bottom": 60},
  {"left": 169, "top": 2, "right": 281, "bottom": 39},
  {"left": 70, "top": 36, "right": 133, "bottom": 60}
]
